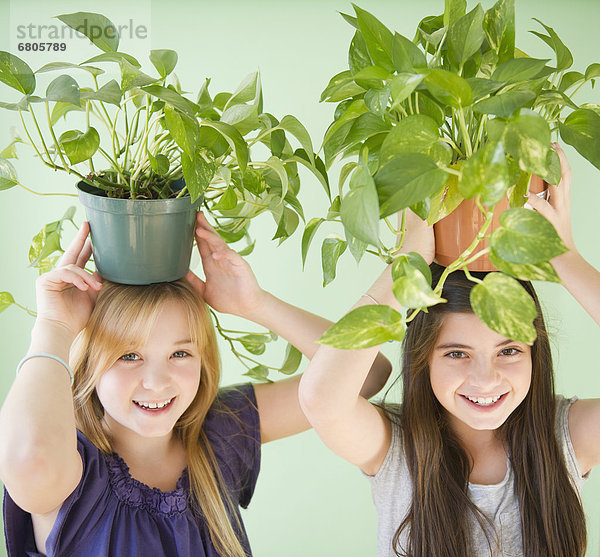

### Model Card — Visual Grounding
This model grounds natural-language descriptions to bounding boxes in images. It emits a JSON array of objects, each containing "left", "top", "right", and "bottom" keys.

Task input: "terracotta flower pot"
[{"left": 433, "top": 175, "right": 547, "bottom": 271}]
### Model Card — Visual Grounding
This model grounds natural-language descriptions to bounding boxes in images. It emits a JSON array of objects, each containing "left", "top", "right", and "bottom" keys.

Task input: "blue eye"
[{"left": 120, "top": 353, "right": 140, "bottom": 361}]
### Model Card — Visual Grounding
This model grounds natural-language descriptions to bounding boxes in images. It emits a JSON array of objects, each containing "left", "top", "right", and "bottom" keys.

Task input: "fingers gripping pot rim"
[
  {"left": 433, "top": 175, "right": 548, "bottom": 272},
  {"left": 77, "top": 181, "right": 202, "bottom": 285}
]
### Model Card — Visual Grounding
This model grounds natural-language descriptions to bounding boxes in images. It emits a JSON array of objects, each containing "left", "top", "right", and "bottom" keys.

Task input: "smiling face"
[
  {"left": 429, "top": 312, "right": 532, "bottom": 436},
  {"left": 95, "top": 299, "right": 201, "bottom": 443}
]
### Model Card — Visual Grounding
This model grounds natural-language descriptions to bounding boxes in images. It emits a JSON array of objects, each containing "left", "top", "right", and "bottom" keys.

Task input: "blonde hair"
[{"left": 70, "top": 280, "right": 248, "bottom": 557}]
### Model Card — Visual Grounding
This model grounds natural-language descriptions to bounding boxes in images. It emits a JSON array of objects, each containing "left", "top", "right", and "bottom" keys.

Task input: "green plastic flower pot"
[{"left": 77, "top": 181, "right": 201, "bottom": 285}]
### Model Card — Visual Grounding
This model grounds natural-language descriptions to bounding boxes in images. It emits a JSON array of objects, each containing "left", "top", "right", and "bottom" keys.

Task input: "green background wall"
[{"left": 0, "top": 0, "right": 599, "bottom": 555}]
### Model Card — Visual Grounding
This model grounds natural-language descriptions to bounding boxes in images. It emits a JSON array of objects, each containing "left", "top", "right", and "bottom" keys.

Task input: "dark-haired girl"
[{"left": 299, "top": 144, "right": 598, "bottom": 557}]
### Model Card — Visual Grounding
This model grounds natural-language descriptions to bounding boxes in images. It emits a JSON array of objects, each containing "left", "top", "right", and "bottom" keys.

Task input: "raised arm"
[
  {"left": 526, "top": 143, "right": 600, "bottom": 475},
  {"left": 299, "top": 212, "right": 435, "bottom": 475},
  {"left": 0, "top": 223, "right": 102, "bottom": 514},
  {"left": 185, "top": 212, "right": 392, "bottom": 443}
]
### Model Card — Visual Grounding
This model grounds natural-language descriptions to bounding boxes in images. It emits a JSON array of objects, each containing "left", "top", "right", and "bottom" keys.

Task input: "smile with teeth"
[
  {"left": 461, "top": 393, "right": 505, "bottom": 406},
  {"left": 133, "top": 397, "right": 174, "bottom": 410}
]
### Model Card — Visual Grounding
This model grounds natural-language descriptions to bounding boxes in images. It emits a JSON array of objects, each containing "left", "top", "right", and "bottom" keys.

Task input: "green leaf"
[
  {"left": 272, "top": 207, "right": 300, "bottom": 243},
  {"left": 35, "top": 61, "right": 104, "bottom": 77},
  {"left": 491, "top": 57, "right": 550, "bottom": 83},
  {"left": 29, "top": 207, "right": 75, "bottom": 269},
  {"left": 0, "top": 157, "right": 18, "bottom": 190},
  {"left": 181, "top": 149, "right": 216, "bottom": 202},
  {"left": 83, "top": 52, "right": 140, "bottom": 68},
  {"left": 280, "top": 344, "right": 302, "bottom": 375},
  {"left": 320, "top": 70, "right": 365, "bottom": 103},
  {"left": 447, "top": 4, "right": 485, "bottom": 68},
  {"left": 379, "top": 114, "right": 441, "bottom": 164},
  {"left": 321, "top": 235, "right": 347, "bottom": 287},
  {"left": 59, "top": 127, "right": 100, "bottom": 164},
  {"left": 489, "top": 250, "right": 560, "bottom": 282},
  {"left": 559, "top": 108, "right": 600, "bottom": 171},
  {"left": 392, "top": 33, "right": 427, "bottom": 73},
  {"left": 142, "top": 85, "right": 197, "bottom": 118},
  {"left": 120, "top": 59, "right": 159, "bottom": 92},
  {"left": 470, "top": 273, "right": 538, "bottom": 344},
  {"left": 0, "top": 292, "right": 15, "bottom": 314},
  {"left": 221, "top": 103, "right": 260, "bottom": 135},
  {"left": 213, "top": 187, "right": 237, "bottom": 211},
  {"left": 349, "top": 31, "right": 372, "bottom": 75},
  {"left": 244, "top": 364, "right": 270, "bottom": 381},
  {"left": 392, "top": 255, "right": 444, "bottom": 308},
  {"left": 364, "top": 85, "right": 390, "bottom": 117},
  {"left": 585, "top": 63, "right": 600, "bottom": 81},
  {"left": 483, "top": 0, "right": 515, "bottom": 64},
  {"left": 459, "top": 141, "right": 509, "bottom": 206},
  {"left": 279, "top": 115, "right": 315, "bottom": 165},
  {"left": 531, "top": 19, "right": 573, "bottom": 71},
  {"left": 389, "top": 73, "right": 425, "bottom": 108},
  {"left": 264, "top": 156, "right": 289, "bottom": 200},
  {"left": 501, "top": 110, "right": 558, "bottom": 183},
  {"left": 427, "top": 173, "right": 463, "bottom": 225},
  {"left": 149, "top": 49, "right": 178, "bottom": 78},
  {"left": 424, "top": 69, "right": 473, "bottom": 108},
  {"left": 375, "top": 153, "right": 449, "bottom": 217},
  {"left": 353, "top": 5, "right": 395, "bottom": 72},
  {"left": 238, "top": 334, "right": 272, "bottom": 356},
  {"left": 202, "top": 120, "right": 248, "bottom": 172},
  {"left": 444, "top": 0, "right": 467, "bottom": 26},
  {"left": 302, "top": 217, "right": 325, "bottom": 267},
  {"left": 467, "top": 78, "right": 505, "bottom": 101},
  {"left": 290, "top": 150, "right": 331, "bottom": 199},
  {"left": 473, "top": 89, "right": 535, "bottom": 118},
  {"left": 45, "top": 75, "right": 80, "bottom": 105},
  {"left": 319, "top": 305, "right": 406, "bottom": 349},
  {"left": 0, "top": 51, "right": 35, "bottom": 94},
  {"left": 56, "top": 12, "right": 119, "bottom": 52},
  {"left": 346, "top": 229, "right": 368, "bottom": 263},
  {"left": 148, "top": 151, "right": 170, "bottom": 175},
  {"left": 340, "top": 164, "right": 380, "bottom": 245},
  {"left": 164, "top": 104, "right": 200, "bottom": 157},
  {"left": 80, "top": 79, "right": 122, "bottom": 106},
  {"left": 225, "top": 72, "right": 261, "bottom": 108},
  {"left": 0, "top": 138, "right": 20, "bottom": 159},
  {"left": 489, "top": 207, "right": 569, "bottom": 264}
]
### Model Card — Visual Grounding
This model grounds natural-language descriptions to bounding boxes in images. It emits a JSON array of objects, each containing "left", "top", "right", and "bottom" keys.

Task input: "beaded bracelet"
[{"left": 16, "top": 353, "right": 74, "bottom": 386}]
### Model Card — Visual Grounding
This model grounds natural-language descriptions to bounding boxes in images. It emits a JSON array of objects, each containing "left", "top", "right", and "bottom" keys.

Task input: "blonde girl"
[{"left": 0, "top": 212, "right": 390, "bottom": 557}]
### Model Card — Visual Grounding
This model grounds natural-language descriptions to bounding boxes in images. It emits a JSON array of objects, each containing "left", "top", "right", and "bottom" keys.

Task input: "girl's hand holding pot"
[
  {"left": 35, "top": 222, "right": 103, "bottom": 340},
  {"left": 185, "top": 212, "right": 264, "bottom": 319}
]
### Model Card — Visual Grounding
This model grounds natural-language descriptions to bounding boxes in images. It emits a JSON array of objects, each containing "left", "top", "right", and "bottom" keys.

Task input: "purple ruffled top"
[{"left": 3, "top": 384, "right": 261, "bottom": 557}]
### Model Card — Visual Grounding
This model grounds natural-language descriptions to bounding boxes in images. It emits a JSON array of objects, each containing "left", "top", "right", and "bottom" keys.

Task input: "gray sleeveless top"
[{"left": 367, "top": 396, "right": 589, "bottom": 557}]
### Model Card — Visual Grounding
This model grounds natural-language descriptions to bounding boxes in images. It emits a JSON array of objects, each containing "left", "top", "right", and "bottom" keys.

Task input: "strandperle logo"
[{"left": 15, "top": 18, "right": 148, "bottom": 41}]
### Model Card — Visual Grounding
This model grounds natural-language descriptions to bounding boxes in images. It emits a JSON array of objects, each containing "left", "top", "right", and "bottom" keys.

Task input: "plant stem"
[
  {"left": 14, "top": 302, "right": 36, "bottom": 317},
  {"left": 17, "top": 182, "right": 77, "bottom": 197},
  {"left": 44, "top": 102, "right": 70, "bottom": 170},
  {"left": 29, "top": 105, "right": 56, "bottom": 166},
  {"left": 18, "top": 110, "right": 51, "bottom": 167},
  {"left": 456, "top": 107, "right": 473, "bottom": 157}
]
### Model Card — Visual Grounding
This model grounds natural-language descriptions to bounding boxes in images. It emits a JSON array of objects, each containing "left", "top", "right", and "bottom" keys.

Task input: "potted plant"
[
  {"left": 0, "top": 11, "right": 328, "bottom": 285},
  {"left": 308, "top": 0, "right": 600, "bottom": 346},
  {"left": 0, "top": 11, "right": 328, "bottom": 380}
]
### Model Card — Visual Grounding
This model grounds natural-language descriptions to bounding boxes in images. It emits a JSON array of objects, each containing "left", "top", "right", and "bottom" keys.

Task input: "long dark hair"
[{"left": 388, "top": 264, "right": 586, "bottom": 557}]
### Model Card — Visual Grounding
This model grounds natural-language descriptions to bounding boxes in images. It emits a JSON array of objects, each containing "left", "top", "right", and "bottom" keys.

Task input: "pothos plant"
[
  {"left": 0, "top": 11, "right": 328, "bottom": 380},
  {"left": 305, "top": 0, "right": 600, "bottom": 348}
]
